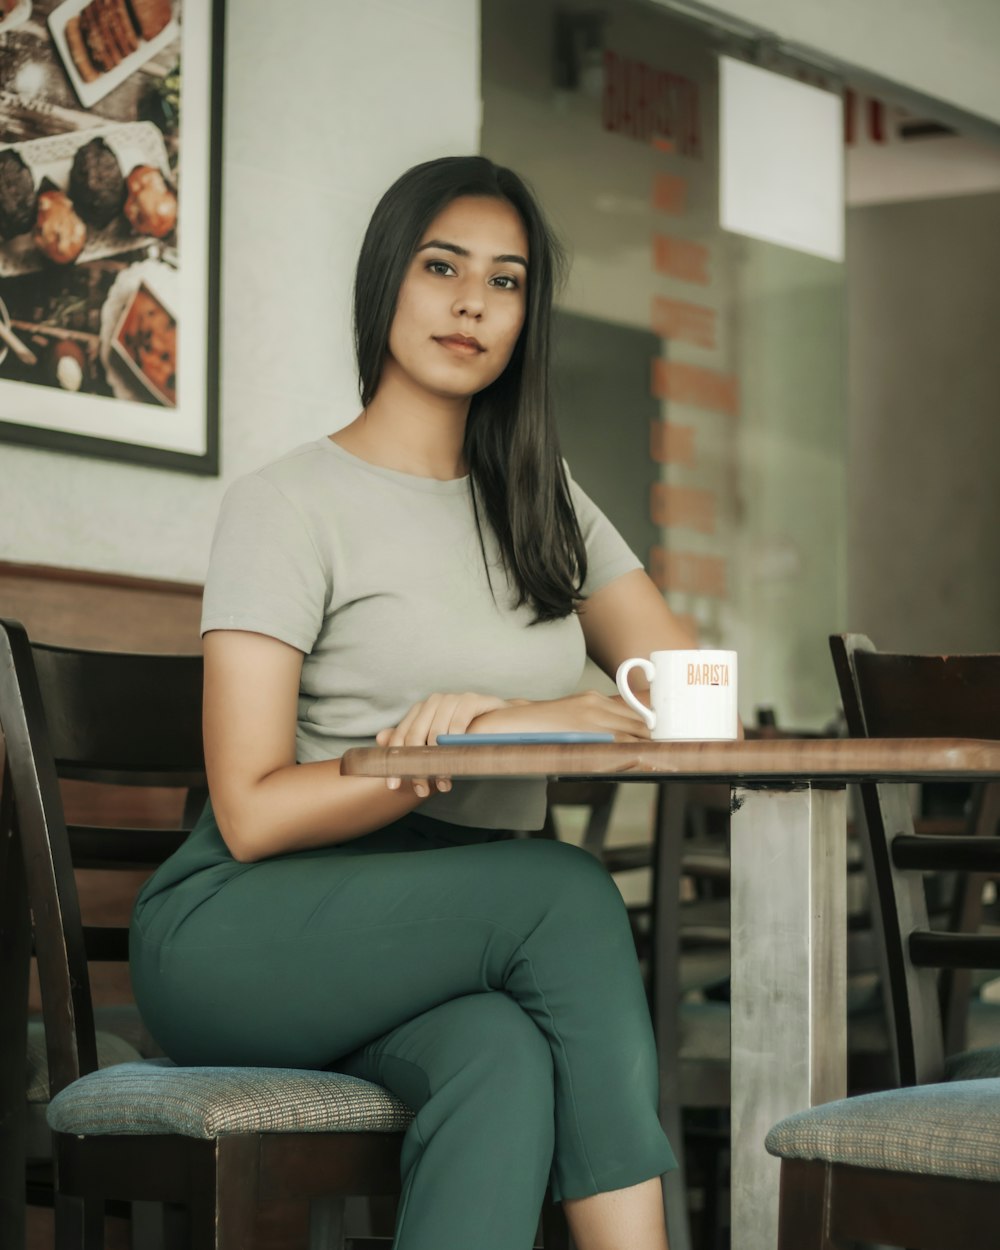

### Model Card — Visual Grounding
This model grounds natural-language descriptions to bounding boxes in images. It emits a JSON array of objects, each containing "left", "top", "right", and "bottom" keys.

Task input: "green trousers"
[{"left": 131, "top": 808, "right": 676, "bottom": 1250}]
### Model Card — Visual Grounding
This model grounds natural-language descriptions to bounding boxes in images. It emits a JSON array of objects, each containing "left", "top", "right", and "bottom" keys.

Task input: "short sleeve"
[
  {"left": 567, "top": 470, "right": 644, "bottom": 597},
  {"left": 200, "top": 474, "right": 328, "bottom": 653}
]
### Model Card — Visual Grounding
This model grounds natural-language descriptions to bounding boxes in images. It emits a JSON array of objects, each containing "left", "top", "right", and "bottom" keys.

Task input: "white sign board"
[{"left": 720, "top": 56, "right": 844, "bottom": 262}]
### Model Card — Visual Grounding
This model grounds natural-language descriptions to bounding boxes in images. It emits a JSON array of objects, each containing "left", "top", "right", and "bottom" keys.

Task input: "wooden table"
[{"left": 343, "top": 737, "right": 1000, "bottom": 1250}]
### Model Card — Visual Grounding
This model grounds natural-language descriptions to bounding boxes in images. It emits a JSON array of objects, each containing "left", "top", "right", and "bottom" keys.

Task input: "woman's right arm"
[{"left": 203, "top": 629, "right": 428, "bottom": 863}]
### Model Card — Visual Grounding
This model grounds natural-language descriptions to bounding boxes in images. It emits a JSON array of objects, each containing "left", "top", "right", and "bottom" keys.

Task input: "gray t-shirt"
[{"left": 201, "top": 437, "right": 641, "bottom": 830}]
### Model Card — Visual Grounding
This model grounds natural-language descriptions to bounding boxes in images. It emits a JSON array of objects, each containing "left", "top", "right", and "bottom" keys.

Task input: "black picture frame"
[{"left": 0, "top": 0, "right": 225, "bottom": 475}]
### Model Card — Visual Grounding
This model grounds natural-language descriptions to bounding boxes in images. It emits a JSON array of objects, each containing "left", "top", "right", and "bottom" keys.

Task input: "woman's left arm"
[
  {"left": 581, "top": 568, "right": 743, "bottom": 735},
  {"left": 578, "top": 568, "right": 697, "bottom": 685},
  {"left": 456, "top": 569, "right": 700, "bottom": 739},
  {"left": 376, "top": 571, "right": 703, "bottom": 757}
]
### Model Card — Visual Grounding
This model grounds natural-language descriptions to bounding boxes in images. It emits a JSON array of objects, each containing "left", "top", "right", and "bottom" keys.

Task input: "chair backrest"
[
  {"left": 830, "top": 633, "right": 1000, "bottom": 1087},
  {"left": 0, "top": 618, "right": 204, "bottom": 1099}
]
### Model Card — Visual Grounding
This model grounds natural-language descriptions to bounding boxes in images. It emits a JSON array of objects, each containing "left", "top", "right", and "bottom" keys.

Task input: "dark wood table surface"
[{"left": 341, "top": 736, "right": 1000, "bottom": 783}]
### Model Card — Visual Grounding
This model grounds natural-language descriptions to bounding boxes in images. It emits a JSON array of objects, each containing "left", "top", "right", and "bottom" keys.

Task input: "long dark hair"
[{"left": 353, "top": 156, "right": 587, "bottom": 623}]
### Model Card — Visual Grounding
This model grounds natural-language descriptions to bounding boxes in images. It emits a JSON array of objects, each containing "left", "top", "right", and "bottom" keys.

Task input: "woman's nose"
[{"left": 451, "top": 283, "right": 485, "bottom": 318}]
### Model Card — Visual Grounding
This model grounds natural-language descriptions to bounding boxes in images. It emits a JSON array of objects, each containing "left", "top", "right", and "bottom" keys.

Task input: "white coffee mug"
[{"left": 616, "top": 649, "right": 738, "bottom": 741}]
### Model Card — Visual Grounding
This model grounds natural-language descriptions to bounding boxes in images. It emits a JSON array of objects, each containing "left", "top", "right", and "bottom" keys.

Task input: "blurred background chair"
[
  {"left": 764, "top": 634, "right": 1000, "bottom": 1249},
  {"left": 831, "top": 632, "right": 1000, "bottom": 1086},
  {"left": 0, "top": 618, "right": 570, "bottom": 1250}
]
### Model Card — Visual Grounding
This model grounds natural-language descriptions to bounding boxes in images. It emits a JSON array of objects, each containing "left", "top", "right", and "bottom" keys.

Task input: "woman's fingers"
[
  {"left": 401, "top": 694, "right": 459, "bottom": 797},
  {"left": 424, "top": 696, "right": 469, "bottom": 796},
  {"left": 380, "top": 692, "right": 507, "bottom": 795},
  {"left": 413, "top": 693, "right": 467, "bottom": 746},
  {"left": 383, "top": 699, "right": 429, "bottom": 789},
  {"left": 411, "top": 694, "right": 476, "bottom": 796},
  {"left": 421, "top": 694, "right": 461, "bottom": 746},
  {"left": 407, "top": 695, "right": 448, "bottom": 796},
  {"left": 582, "top": 692, "right": 648, "bottom": 734}
]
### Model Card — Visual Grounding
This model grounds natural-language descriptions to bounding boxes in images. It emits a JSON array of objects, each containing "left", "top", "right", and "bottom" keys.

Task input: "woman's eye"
[
  {"left": 491, "top": 274, "right": 519, "bottom": 290},
  {"left": 426, "top": 260, "right": 454, "bottom": 276}
]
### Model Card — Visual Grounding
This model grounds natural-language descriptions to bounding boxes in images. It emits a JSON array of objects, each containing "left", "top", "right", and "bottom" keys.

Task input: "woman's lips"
[{"left": 434, "top": 335, "right": 485, "bottom": 355}]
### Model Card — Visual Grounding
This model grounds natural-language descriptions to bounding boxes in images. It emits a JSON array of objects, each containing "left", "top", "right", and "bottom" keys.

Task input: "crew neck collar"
[{"left": 320, "top": 437, "right": 471, "bottom": 494}]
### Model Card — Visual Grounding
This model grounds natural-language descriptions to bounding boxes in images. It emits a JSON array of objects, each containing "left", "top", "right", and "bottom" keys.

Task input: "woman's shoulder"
[
  {"left": 220, "top": 437, "right": 353, "bottom": 510},
  {"left": 241, "top": 436, "right": 336, "bottom": 491}
]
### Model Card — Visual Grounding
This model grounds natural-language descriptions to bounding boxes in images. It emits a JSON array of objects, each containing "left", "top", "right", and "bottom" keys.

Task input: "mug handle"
[{"left": 615, "top": 658, "right": 657, "bottom": 732}]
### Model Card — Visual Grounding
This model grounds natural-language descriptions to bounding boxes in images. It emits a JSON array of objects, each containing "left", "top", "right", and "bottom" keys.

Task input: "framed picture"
[{"left": 0, "top": 0, "right": 224, "bottom": 475}]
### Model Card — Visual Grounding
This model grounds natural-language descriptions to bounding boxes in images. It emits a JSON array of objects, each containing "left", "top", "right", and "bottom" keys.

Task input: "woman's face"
[{"left": 385, "top": 195, "right": 529, "bottom": 402}]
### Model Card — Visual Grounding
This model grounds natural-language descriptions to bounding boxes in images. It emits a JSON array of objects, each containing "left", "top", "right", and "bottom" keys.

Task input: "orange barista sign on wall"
[{"left": 601, "top": 50, "right": 701, "bottom": 157}]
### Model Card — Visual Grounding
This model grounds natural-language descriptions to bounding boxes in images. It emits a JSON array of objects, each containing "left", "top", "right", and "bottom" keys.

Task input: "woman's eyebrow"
[{"left": 417, "top": 239, "right": 528, "bottom": 268}]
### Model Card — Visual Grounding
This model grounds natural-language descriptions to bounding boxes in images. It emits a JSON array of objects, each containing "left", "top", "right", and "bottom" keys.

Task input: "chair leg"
[
  {"left": 162, "top": 1203, "right": 189, "bottom": 1250},
  {"left": 704, "top": 1137, "right": 729, "bottom": 1250},
  {"left": 130, "top": 1200, "right": 164, "bottom": 1250},
  {"left": 187, "top": 1138, "right": 258, "bottom": 1250},
  {"left": 663, "top": 1153, "right": 693, "bottom": 1250},
  {"left": 776, "top": 1159, "right": 836, "bottom": 1250},
  {"left": 212, "top": 1137, "right": 262, "bottom": 1250},
  {"left": 253, "top": 1199, "right": 311, "bottom": 1250},
  {"left": 652, "top": 785, "right": 697, "bottom": 1250},
  {"left": 541, "top": 1191, "right": 571, "bottom": 1250},
  {"left": 54, "top": 1194, "right": 104, "bottom": 1250},
  {"left": 212, "top": 1137, "right": 311, "bottom": 1250},
  {"left": 309, "top": 1196, "right": 346, "bottom": 1250}
]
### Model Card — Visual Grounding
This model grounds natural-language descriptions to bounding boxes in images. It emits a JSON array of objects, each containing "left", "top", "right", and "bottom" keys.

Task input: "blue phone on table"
[{"left": 435, "top": 732, "right": 615, "bottom": 745}]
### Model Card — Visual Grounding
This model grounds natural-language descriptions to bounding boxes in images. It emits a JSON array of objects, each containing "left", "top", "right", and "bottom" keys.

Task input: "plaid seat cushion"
[
  {"left": 765, "top": 1078, "right": 1000, "bottom": 1182},
  {"left": 27, "top": 1020, "right": 142, "bottom": 1103},
  {"left": 47, "top": 1058, "right": 413, "bottom": 1139}
]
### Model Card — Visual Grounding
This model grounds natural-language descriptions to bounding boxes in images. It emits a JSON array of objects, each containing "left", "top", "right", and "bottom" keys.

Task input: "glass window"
[{"left": 482, "top": 0, "right": 846, "bottom": 728}]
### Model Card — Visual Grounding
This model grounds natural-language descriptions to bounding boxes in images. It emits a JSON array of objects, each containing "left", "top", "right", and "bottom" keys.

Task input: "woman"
[{"left": 131, "top": 155, "right": 695, "bottom": 1250}]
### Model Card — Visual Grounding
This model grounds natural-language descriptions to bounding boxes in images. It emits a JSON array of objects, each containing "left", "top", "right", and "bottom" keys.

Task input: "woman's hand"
[
  {"left": 467, "top": 691, "right": 649, "bottom": 740},
  {"left": 376, "top": 692, "right": 511, "bottom": 797}
]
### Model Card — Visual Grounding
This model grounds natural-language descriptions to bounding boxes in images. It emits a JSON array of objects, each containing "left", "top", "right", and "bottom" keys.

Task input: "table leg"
[{"left": 729, "top": 784, "right": 846, "bottom": 1250}]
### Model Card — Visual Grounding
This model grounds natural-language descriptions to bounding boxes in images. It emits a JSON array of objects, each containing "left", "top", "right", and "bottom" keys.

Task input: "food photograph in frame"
[{"left": 0, "top": 0, "right": 224, "bottom": 475}]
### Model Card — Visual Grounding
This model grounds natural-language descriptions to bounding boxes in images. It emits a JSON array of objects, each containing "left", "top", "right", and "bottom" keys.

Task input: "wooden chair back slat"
[
  {"left": 852, "top": 651, "right": 1000, "bottom": 740},
  {"left": 908, "top": 932, "right": 1000, "bottom": 970},
  {"left": 67, "top": 825, "right": 190, "bottom": 869},
  {"left": 891, "top": 835, "right": 1000, "bottom": 872},
  {"left": 82, "top": 927, "right": 132, "bottom": 963},
  {"left": 32, "top": 643, "right": 203, "bottom": 778}
]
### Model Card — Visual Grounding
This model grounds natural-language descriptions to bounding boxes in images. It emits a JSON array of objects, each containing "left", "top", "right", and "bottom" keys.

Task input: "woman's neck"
[{"left": 331, "top": 366, "right": 470, "bottom": 481}]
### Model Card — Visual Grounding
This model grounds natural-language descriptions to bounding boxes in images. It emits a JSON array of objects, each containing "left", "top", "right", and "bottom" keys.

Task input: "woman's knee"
[
  {"left": 399, "top": 994, "right": 556, "bottom": 1188},
  {"left": 512, "top": 837, "right": 627, "bottom": 921},
  {"left": 442, "top": 992, "right": 553, "bottom": 1102}
]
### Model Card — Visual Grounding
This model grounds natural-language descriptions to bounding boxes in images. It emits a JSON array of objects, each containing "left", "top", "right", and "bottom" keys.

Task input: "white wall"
[
  {"left": 846, "top": 191, "right": 1000, "bottom": 651},
  {"left": 655, "top": 0, "right": 1000, "bottom": 130},
  {"left": 0, "top": 0, "right": 480, "bottom": 583}
]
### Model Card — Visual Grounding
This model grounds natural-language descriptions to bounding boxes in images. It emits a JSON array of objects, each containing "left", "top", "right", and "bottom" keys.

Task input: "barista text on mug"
[{"left": 687, "top": 662, "right": 731, "bottom": 687}]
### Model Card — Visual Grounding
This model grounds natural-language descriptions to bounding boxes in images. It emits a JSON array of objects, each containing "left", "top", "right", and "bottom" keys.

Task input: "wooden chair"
[
  {"left": 0, "top": 618, "right": 569, "bottom": 1250},
  {"left": 765, "top": 633, "right": 1000, "bottom": 1248}
]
